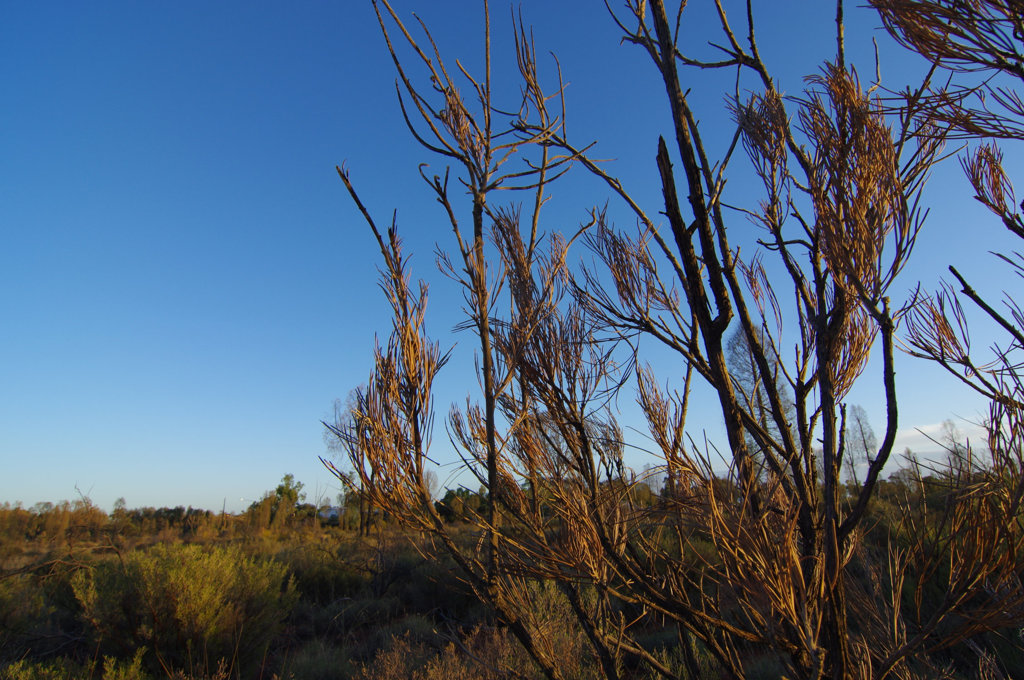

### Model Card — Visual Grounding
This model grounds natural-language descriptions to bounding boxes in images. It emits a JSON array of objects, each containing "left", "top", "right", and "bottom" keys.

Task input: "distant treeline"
[{"left": 0, "top": 464, "right": 976, "bottom": 544}]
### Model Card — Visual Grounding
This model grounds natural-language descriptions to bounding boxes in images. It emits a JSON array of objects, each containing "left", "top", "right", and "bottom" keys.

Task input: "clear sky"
[{"left": 2, "top": 1, "right": 1018, "bottom": 513}]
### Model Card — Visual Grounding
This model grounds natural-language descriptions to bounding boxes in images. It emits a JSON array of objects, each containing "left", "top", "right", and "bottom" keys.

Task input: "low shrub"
[
  {"left": 71, "top": 543, "right": 297, "bottom": 677},
  {"left": 0, "top": 650, "right": 150, "bottom": 680},
  {"left": 281, "top": 638, "right": 353, "bottom": 680},
  {"left": 0, "top": 559, "right": 84, "bottom": 664},
  {"left": 0, "top": 575, "right": 53, "bottom": 660}
]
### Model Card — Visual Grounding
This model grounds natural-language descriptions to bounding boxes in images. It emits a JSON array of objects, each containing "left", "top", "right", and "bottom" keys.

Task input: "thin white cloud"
[{"left": 892, "top": 419, "right": 988, "bottom": 459}]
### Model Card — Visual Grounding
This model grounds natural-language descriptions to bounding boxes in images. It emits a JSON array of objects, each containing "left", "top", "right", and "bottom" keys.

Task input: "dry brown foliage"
[{"left": 327, "top": 1, "right": 1024, "bottom": 679}]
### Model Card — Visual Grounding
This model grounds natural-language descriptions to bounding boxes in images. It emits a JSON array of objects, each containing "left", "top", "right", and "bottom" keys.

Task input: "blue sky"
[{"left": 2, "top": 1, "right": 1017, "bottom": 512}]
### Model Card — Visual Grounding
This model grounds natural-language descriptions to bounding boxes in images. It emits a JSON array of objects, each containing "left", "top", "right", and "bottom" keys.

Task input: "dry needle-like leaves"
[{"left": 803, "top": 64, "right": 914, "bottom": 303}]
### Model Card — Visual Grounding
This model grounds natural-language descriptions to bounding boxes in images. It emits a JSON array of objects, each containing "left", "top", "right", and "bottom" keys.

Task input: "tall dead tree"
[{"left": 328, "top": 1, "right": 1024, "bottom": 678}]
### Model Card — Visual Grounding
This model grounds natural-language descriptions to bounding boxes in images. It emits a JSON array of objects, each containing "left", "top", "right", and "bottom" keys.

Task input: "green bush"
[
  {"left": 1, "top": 658, "right": 85, "bottom": 680},
  {"left": 0, "top": 650, "right": 151, "bottom": 680},
  {"left": 71, "top": 544, "right": 297, "bottom": 676}
]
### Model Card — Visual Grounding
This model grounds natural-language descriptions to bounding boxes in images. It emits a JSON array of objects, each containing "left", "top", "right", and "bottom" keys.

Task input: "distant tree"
[
  {"left": 323, "top": 389, "right": 376, "bottom": 536},
  {"left": 245, "top": 475, "right": 308, "bottom": 529},
  {"left": 843, "top": 404, "right": 878, "bottom": 484},
  {"left": 434, "top": 486, "right": 488, "bottom": 523},
  {"left": 274, "top": 474, "right": 306, "bottom": 506},
  {"left": 31, "top": 502, "right": 53, "bottom": 515},
  {"left": 725, "top": 325, "right": 796, "bottom": 481},
  {"left": 436, "top": 489, "right": 466, "bottom": 523}
]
